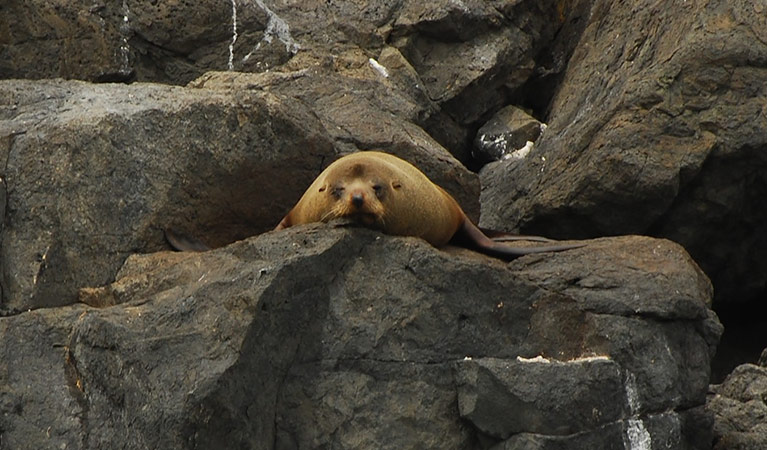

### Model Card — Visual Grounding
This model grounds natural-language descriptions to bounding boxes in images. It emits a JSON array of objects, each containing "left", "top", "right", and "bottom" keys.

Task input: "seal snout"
[
  {"left": 332, "top": 182, "right": 385, "bottom": 226},
  {"left": 351, "top": 192, "right": 365, "bottom": 208}
]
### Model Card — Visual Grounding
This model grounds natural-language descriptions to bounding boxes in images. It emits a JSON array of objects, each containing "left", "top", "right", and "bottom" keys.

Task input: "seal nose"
[{"left": 351, "top": 193, "right": 364, "bottom": 208}]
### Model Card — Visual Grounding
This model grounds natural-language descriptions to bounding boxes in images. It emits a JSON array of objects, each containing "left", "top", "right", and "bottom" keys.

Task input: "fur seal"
[{"left": 274, "top": 151, "right": 583, "bottom": 260}]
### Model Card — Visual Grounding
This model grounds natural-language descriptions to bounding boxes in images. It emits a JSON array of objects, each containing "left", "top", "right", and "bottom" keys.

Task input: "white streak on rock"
[
  {"left": 624, "top": 372, "right": 653, "bottom": 450},
  {"left": 244, "top": 0, "right": 301, "bottom": 63},
  {"left": 516, "top": 355, "right": 612, "bottom": 364},
  {"left": 626, "top": 419, "right": 652, "bottom": 450},
  {"left": 229, "top": 0, "right": 238, "bottom": 70},
  {"left": 625, "top": 372, "right": 641, "bottom": 413},
  {"left": 566, "top": 355, "right": 611, "bottom": 363},
  {"left": 368, "top": 58, "right": 389, "bottom": 78},
  {"left": 119, "top": 0, "right": 131, "bottom": 72},
  {"left": 516, "top": 355, "right": 551, "bottom": 363},
  {"left": 503, "top": 141, "right": 534, "bottom": 160}
]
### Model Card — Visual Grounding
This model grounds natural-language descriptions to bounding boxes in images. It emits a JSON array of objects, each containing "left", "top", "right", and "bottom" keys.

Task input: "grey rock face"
[
  {"left": 456, "top": 356, "right": 626, "bottom": 438},
  {"left": 0, "top": 228, "right": 720, "bottom": 449},
  {"left": 4, "top": 0, "right": 763, "bottom": 448},
  {"left": 473, "top": 106, "right": 542, "bottom": 163},
  {"left": 0, "top": 79, "right": 336, "bottom": 310},
  {"left": 708, "top": 363, "right": 767, "bottom": 450},
  {"left": 478, "top": 0, "right": 767, "bottom": 310},
  {"left": 0, "top": 77, "right": 477, "bottom": 311}
]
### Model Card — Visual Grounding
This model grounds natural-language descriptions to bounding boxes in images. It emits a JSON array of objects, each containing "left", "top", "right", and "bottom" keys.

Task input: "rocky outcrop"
[
  {"left": 0, "top": 78, "right": 476, "bottom": 311},
  {"left": 0, "top": 227, "right": 720, "bottom": 449},
  {"left": 4, "top": 0, "right": 766, "bottom": 447},
  {"left": 708, "top": 362, "right": 767, "bottom": 450},
  {"left": 479, "top": 0, "right": 767, "bottom": 311},
  {"left": 0, "top": 79, "right": 336, "bottom": 310},
  {"left": 1, "top": 1, "right": 585, "bottom": 161}
]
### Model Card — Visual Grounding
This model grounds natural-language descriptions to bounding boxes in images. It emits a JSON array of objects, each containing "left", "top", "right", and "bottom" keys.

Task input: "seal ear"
[
  {"left": 318, "top": 183, "right": 328, "bottom": 192},
  {"left": 391, "top": 180, "right": 402, "bottom": 189}
]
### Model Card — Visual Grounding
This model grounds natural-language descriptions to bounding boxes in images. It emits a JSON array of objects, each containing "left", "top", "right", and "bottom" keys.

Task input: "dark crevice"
[{"left": 710, "top": 296, "right": 767, "bottom": 383}]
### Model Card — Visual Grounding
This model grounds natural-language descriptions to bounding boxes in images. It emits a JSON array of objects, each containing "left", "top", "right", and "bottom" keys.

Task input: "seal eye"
[
  {"left": 331, "top": 186, "right": 345, "bottom": 198},
  {"left": 372, "top": 184, "right": 384, "bottom": 198}
]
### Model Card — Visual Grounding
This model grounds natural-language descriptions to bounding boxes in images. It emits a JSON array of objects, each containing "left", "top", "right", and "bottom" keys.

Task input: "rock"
[
  {"left": 0, "top": 78, "right": 336, "bottom": 310},
  {"left": 392, "top": 0, "right": 505, "bottom": 42},
  {"left": 473, "top": 106, "right": 543, "bottom": 163},
  {"left": 0, "top": 227, "right": 721, "bottom": 449},
  {"left": 0, "top": 76, "right": 478, "bottom": 311},
  {"left": 1, "top": 1, "right": 575, "bottom": 163},
  {"left": 0, "top": 304, "right": 89, "bottom": 449},
  {"left": 708, "top": 363, "right": 767, "bottom": 450},
  {"left": 2, "top": 1, "right": 757, "bottom": 448},
  {"left": 391, "top": 0, "right": 564, "bottom": 126},
  {"left": 488, "top": 423, "right": 627, "bottom": 450},
  {"left": 479, "top": 0, "right": 767, "bottom": 311},
  {"left": 490, "top": 407, "right": 712, "bottom": 450},
  {"left": 189, "top": 68, "right": 478, "bottom": 205},
  {"left": 0, "top": 0, "right": 283, "bottom": 84},
  {"left": 456, "top": 356, "right": 625, "bottom": 438}
]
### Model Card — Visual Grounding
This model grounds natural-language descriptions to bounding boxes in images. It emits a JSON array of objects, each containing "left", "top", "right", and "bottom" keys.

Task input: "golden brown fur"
[
  {"left": 276, "top": 151, "right": 464, "bottom": 246},
  {"left": 275, "top": 151, "right": 584, "bottom": 260}
]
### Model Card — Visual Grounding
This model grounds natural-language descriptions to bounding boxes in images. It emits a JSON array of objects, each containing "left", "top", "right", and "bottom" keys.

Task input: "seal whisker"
[{"left": 321, "top": 207, "right": 339, "bottom": 222}]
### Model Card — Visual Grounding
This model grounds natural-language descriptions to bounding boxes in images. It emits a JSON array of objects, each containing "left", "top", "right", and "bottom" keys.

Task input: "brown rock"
[
  {"left": 0, "top": 78, "right": 336, "bottom": 309},
  {"left": 479, "top": 0, "right": 767, "bottom": 310},
  {"left": 0, "top": 226, "right": 721, "bottom": 449}
]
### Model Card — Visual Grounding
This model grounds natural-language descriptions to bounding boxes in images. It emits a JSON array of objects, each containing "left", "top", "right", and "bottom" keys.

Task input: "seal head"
[{"left": 276, "top": 151, "right": 464, "bottom": 247}]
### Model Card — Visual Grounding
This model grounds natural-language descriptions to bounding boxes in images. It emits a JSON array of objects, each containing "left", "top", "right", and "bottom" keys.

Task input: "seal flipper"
[
  {"left": 164, "top": 228, "right": 210, "bottom": 252},
  {"left": 455, "top": 219, "right": 584, "bottom": 260},
  {"left": 479, "top": 227, "right": 554, "bottom": 243},
  {"left": 274, "top": 214, "right": 291, "bottom": 230}
]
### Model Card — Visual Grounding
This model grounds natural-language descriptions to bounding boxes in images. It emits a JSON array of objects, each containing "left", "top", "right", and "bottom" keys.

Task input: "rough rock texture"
[
  {"left": 3, "top": 0, "right": 765, "bottom": 447},
  {"left": 0, "top": 78, "right": 476, "bottom": 311},
  {"left": 472, "top": 106, "right": 543, "bottom": 164},
  {"left": 0, "top": 0, "right": 272, "bottom": 84},
  {"left": 0, "top": 227, "right": 720, "bottom": 449},
  {"left": 1, "top": 0, "right": 584, "bottom": 162},
  {"left": 0, "top": 79, "right": 335, "bottom": 310},
  {"left": 476, "top": 0, "right": 767, "bottom": 389},
  {"left": 456, "top": 356, "right": 625, "bottom": 438},
  {"left": 708, "top": 363, "right": 767, "bottom": 450},
  {"left": 480, "top": 0, "right": 767, "bottom": 310},
  {"left": 389, "top": 0, "right": 562, "bottom": 127},
  {"left": 189, "top": 68, "right": 478, "bottom": 201}
]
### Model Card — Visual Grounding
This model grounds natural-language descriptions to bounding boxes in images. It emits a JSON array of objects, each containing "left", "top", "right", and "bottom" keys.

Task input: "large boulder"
[
  {"left": 479, "top": 0, "right": 767, "bottom": 311},
  {"left": 0, "top": 78, "right": 335, "bottom": 310},
  {"left": 0, "top": 226, "right": 721, "bottom": 449},
  {"left": 0, "top": 77, "right": 478, "bottom": 311}
]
